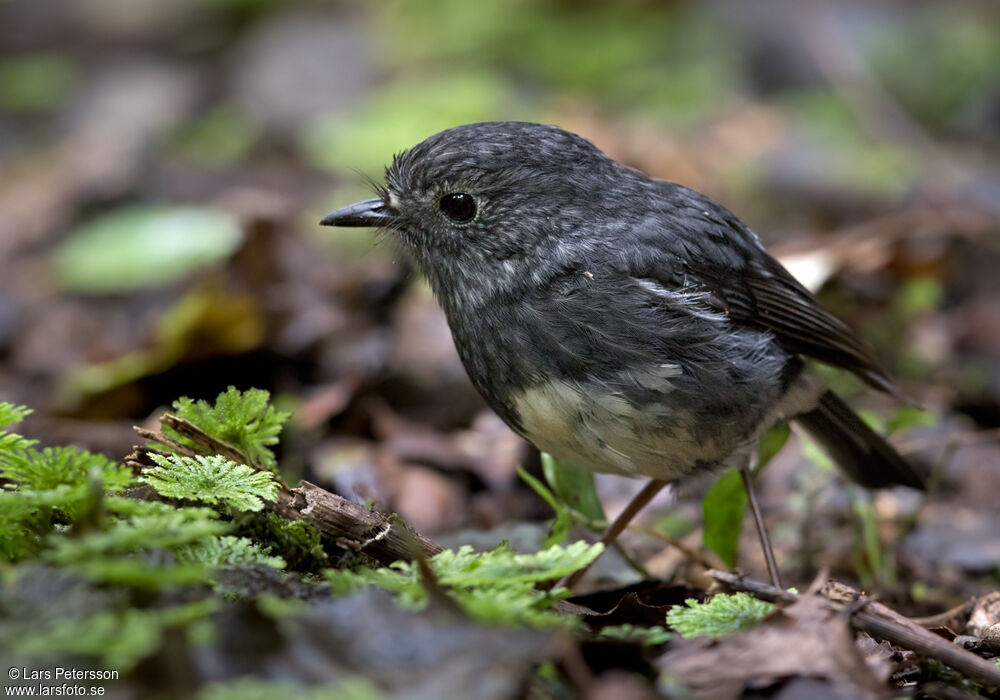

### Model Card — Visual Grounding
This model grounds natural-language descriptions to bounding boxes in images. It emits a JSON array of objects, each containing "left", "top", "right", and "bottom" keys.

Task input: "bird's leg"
[
  {"left": 558, "top": 478, "right": 668, "bottom": 590},
  {"left": 740, "top": 454, "right": 782, "bottom": 589}
]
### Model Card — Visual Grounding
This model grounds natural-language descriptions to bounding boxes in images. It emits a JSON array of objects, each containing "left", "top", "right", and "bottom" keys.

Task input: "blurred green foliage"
[
  {"left": 0, "top": 53, "right": 75, "bottom": 113},
  {"left": 304, "top": 0, "right": 747, "bottom": 179},
  {"left": 171, "top": 105, "right": 260, "bottom": 167},
  {"left": 61, "top": 285, "right": 266, "bottom": 409},
  {"left": 302, "top": 71, "right": 518, "bottom": 176},
  {"left": 197, "top": 677, "right": 385, "bottom": 700},
  {"left": 866, "top": 11, "right": 1000, "bottom": 129},
  {"left": 373, "top": 0, "right": 741, "bottom": 123},
  {"left": 52, "top": 205, "right": 243, "bottom": 294},
  {"left": 297, "top": 0, "right": 998, "bottom": 214},
  {"left": 14, "top": 600, "right": 221, "bottom": 671},
  {"left": 780, "top": 91, "right": 916, "bottom": 196}
]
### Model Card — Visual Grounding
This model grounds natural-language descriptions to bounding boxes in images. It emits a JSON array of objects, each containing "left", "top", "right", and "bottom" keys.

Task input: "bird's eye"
[{"left": 439, "top": 193, "right": 476, "bottom": 223}]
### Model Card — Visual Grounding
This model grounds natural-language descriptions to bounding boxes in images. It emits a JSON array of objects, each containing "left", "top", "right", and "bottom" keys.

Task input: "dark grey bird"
[{"left": 321, "top": 121, "right": 925, "bottom": 586}]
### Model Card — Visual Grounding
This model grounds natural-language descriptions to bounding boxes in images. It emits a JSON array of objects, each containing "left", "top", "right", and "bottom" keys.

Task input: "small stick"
[
  {"left": 160, "top": 414, "right": 249, "bottom": 465},
  {"left": 707, "top": 569, "right": 1000, "bottom": 689}
]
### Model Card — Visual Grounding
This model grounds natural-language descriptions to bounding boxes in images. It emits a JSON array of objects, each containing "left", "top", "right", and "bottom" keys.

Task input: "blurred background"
[{"left": 1, "top": 0, "right": 999, "bottom": 596}]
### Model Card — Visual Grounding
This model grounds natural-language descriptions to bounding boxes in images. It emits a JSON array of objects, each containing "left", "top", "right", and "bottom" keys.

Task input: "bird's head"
[{"left": 321, "top": 121, "right": 637, "bottom": 307}]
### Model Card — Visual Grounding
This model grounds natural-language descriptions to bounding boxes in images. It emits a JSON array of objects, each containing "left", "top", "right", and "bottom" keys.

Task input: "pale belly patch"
[{"left": 512, "top": 369, "right": 726, "bottom": 481}]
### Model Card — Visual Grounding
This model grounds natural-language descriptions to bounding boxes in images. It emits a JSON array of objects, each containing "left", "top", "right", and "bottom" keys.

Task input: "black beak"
[{"left": 319, "top": 198, "right": 394, "bottom": 227}]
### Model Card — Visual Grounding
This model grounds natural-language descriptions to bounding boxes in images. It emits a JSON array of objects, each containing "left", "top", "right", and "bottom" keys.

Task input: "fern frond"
[
  {"left": 666, "top": 593, "right": 774, "bottom": 638},
  {"left": 0, "top": 402, "right": 36, "bottom": 454},
  {"left": 139, "top": 453, "right": 278, "bottom": 512},
  {"left": 595, "top": 624, "right": 671, "bottom": 645},
  {"left": 0, "top": 402, "right": 32, "bottom": 429},
  {"left": 429, "top": 541, "right": 604, "bottom": 587},
  {"left": 325, "top": 541, "right": 603, "bottom": 627},
  {"left": 45, "top": 511, "right": 230, "bottom": 562},
  {"left": 175, "top": 535, "right": 285, "bottom": 570},
  {"left": 104, "top": 497, "right": 218, "bottom": 520},
  {"left": 168, "top": 386, "right": 290, "bottom": 470},
  {"left": 0, "top": 446, "right": 133, "bottom": 491}
]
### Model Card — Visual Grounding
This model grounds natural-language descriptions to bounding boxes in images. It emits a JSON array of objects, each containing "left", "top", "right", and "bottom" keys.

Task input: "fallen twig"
[
  {"left": 708, "top": 569, "right": 1000, "bottom": 689},
  {"left": 288, "top": 481, "right": 443, "bottom": 565}
]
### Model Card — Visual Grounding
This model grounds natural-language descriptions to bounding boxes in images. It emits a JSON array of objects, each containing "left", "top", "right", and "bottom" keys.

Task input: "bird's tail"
[{"left": 794, "top": 390, "right": 926, "bottom": 490}]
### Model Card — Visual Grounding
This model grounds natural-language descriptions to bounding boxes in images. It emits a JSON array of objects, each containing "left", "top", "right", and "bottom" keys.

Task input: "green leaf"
[
  {"left": 169, "top": 386, "right": 290, "bottom": 470},
  {"left": 702, "top": 468, "right": 747, "bottom": 569},
  {"left": 667, "top": 593, "right": 774, "bottom": 638},
  {"left": 517, "top": 466, "right": 560, "bottom": 512},
  {"left": 139, "top": 454, "right": 278, "bottom": 512},
  {"left": 699, "top": 428, "right": 791, "bottom": 571},
  {"left": 885, "top": 405, "right": 937, "bottom": 435},
  {"left": 544, "top": 507, "right": 572, "bottom": 548},
  {"left": 52, "top": 205, "right": 243, "bottom": 294},
  {"left": 517, "top": 466, "right": 571, "bottom": 546},
  {"left": 541, "top": 452, "right": 606, "bottom": 524},
  {"left": 0, "top": 486, "right": 78, "bottom": 560}
]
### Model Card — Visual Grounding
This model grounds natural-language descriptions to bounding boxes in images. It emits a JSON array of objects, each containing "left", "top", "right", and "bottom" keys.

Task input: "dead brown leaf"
[{"left": 659, "top": 595, "right": 886, "bottom": 700}]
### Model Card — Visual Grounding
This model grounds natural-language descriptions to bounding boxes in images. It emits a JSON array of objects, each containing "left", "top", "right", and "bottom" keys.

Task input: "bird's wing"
[{"left": 635, "top": 183, "right": 903, "bottom": 399}]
